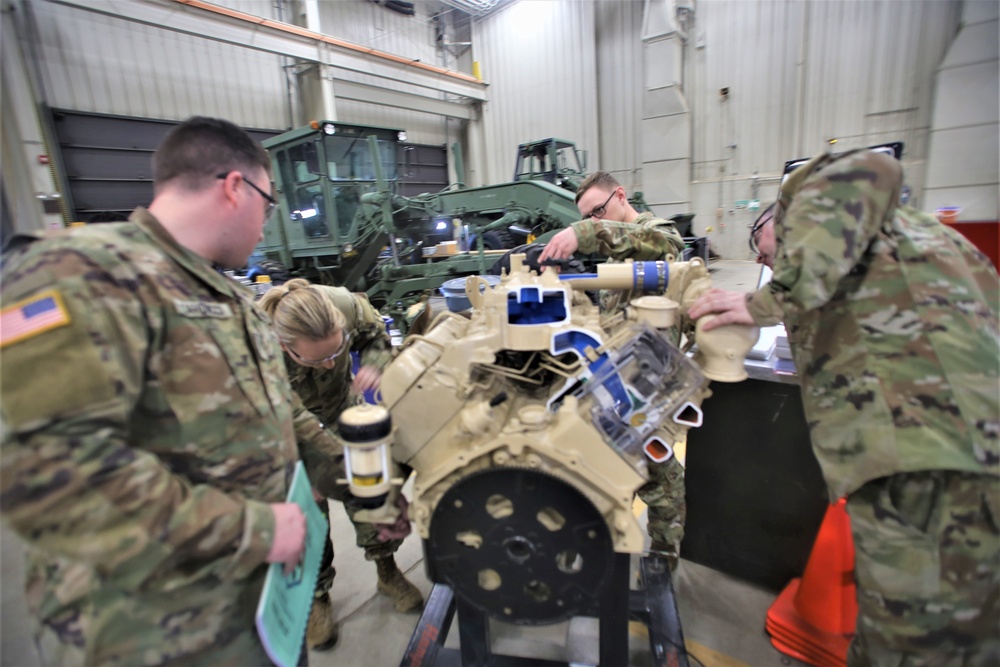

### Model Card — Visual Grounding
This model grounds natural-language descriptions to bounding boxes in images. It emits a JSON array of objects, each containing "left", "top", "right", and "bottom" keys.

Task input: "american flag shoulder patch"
[{"left": 0, "top": 290, "right": 72, "bottom": 348}]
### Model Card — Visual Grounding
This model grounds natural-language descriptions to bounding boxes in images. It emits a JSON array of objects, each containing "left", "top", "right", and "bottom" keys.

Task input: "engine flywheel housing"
[{"left": 427, "top": 466, "right": 614, "bottom": 624}]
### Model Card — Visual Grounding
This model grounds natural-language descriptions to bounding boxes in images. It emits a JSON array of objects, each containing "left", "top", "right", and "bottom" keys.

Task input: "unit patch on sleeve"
[{"left": 0, "top": 290, "right": 72, "bottom": 348}]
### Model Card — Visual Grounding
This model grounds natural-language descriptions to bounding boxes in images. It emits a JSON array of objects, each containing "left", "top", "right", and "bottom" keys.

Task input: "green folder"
[{"left": 255, "top": 461, "right": 327, "bottom": 667}]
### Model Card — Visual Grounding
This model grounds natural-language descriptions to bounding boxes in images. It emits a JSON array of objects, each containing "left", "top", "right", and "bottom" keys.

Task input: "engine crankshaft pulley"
[{"left": 427, "top": 467, "right": 614, "bottom": 625}]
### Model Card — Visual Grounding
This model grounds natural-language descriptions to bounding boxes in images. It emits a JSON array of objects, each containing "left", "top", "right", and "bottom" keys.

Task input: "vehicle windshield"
[{"left": 323, "top": 134, "right": 398, "bottom": 181}]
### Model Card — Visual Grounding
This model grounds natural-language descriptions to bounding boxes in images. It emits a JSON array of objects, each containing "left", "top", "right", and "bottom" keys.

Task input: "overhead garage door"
[
  {"left": 51, "top": 109, "right": 447, "bottom": 222},
  {"left": 51, "top": 109, "right": 278, "bottom": 222}
]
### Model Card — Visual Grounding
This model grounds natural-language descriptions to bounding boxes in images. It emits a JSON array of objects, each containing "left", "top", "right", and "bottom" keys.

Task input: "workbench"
[{"left": 682, "top": 357, "right": 829, "bottom": 591}]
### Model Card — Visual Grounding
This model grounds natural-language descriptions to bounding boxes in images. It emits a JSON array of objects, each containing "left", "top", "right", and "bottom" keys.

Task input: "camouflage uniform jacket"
[
  {"left": 746, "top": 150, "right": 1000, "bottom": 500},
  {"left": 0, "top": 208, "right": 343, "bottom": 666},
  {"left": 285, "top": 285, "right": 393, "bottom": 427},
  {"left": 572, "top": 212, "right": 686, "bottom": 313}
]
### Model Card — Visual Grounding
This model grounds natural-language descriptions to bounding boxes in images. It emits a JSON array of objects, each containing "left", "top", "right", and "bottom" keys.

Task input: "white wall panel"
[
  {"left": 17, "top": 0, "right": 982, "bottom": 255},
  {"left": 23, "top": 0, "right": 457, "bottom": 142},
  {"left": 293, "top": 0, "right": 464, "bottom": 146},
  {"left": 942, "top": 13, "right": 999, "bottom": 67},
  {"left": 642, "top": 114, "right": 689, "bottom": 163},
  {"left": 926, "top": 125, "right": 1000, "bottom": 188},
  {"left": 642, "top": 159, "right": 690, "bottom": 209},
  {"left": 685, "top": 0, "right": 962, "bottom": 259},
  {"left": 313, "top": 0, "right": 475, "bottom": 146},
  {"left": 924, "top": 184, "right": 998, "bottom": 222},
  {"left": 933, "top": 60, "right": 1000, "bottom": 129},
  {"left": 25, "top": 0, "right": 289, "bottom": 128},
  {"left": 334, "top": 99, "right": 452, "bottom": 146},
  {"left": 963, "top": 0, "right": 1000, "bottom": 24},
  {"left": 316, "top": 0, "right": 442, "bottom": 65},
  {"left": 593, "top": 0, "right": 645, "bottom": 190},
  {"left": 472, "top": 0, "right": 598, "bottom": 185},
  {"left": 926, "top": 3, "right": 999, "bottom": 222},
  {"left": 307, "top": 0, "right": 466, "bottom": 145}
]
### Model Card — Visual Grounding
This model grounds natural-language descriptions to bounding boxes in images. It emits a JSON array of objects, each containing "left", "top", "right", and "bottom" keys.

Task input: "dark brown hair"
[
  {"left": 575, "top": 171, "right": 621, "bottom": 204},
  {"left": 152, "top": 116, "right": 270, "bottom": 193}
]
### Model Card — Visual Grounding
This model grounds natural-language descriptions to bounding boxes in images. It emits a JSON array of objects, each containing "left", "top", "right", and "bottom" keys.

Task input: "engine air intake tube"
[{"left": 559, "top": 261, "right": 669, "bottom": 292}]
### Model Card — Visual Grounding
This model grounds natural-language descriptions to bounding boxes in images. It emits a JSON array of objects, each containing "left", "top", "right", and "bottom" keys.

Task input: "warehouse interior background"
[
  {"left": 1, "top": 1, "right": 998, "bottom": 665},
  {"left": 2, "top": 0, "right": 997, "bottom": 263}
]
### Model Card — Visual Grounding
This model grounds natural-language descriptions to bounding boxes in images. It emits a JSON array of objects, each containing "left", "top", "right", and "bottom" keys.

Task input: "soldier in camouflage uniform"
[
  {"left": 540, "top": 171, "right": 686, "bottom": 314},
  {"left": 259, "top": 279, "right": 423, "bottom": 649},
  {"left": 0, "top": 117, "right": 350, "bottom": 665},
  {"left": 538, "top": 171, "right": 689, "bottom": 570},
  {"left": 690, "top": 148, "right": 999, "bottom": 665}
]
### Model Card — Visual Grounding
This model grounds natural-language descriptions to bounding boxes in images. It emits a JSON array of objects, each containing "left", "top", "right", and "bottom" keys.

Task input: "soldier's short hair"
[
  {"left": 153, "top": 116, "right": 270, "bottom": 193},
  {"left": 258, "top": 278, "right": 347, "bottom": 345},
  {"left": 575, "top": 171, "right": 621, "bottom": 204}
]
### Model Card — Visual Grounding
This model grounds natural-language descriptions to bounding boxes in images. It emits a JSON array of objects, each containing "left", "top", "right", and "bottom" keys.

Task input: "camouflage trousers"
[
  {"left": 637, "top": 454, "right": 686, "bottom": 565},
  {"left": 314, "top": 499, "right": 404, "bottom": 598},
  {"left": 845, "top": 470, "right": 1000, "bottom": 666}
]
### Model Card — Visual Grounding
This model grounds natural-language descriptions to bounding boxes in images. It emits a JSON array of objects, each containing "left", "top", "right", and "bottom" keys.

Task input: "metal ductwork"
[{"left": 640, "top": 0, "right": 692, "bottom": 218}]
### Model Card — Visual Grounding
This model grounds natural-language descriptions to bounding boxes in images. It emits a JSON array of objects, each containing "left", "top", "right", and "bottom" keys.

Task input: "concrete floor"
[{"left": 2, "top": 260, "right": 813, "bottom": 667}]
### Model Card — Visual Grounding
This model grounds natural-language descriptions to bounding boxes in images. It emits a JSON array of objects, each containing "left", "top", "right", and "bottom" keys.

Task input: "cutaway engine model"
[{"left": 338, "top": 255, "right": 758, "bottom": 627}]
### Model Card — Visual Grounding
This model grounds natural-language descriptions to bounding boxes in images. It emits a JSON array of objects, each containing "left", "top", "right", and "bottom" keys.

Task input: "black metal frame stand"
[{"left": 399, "top": 553, "right": 688, "bottom": 667}]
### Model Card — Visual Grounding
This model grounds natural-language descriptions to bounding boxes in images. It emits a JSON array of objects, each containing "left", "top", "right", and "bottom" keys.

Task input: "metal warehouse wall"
[
  {"left": 309, "top": 0, "right": 460, "bottom": 146},
  {"left": 683, "top": 0, "right": 962, "bottom": 259},
  {"left": 925, "top": 0, "right": 999, "bottom": 223},
  {"left": 472, "top": 0, "right": 600, "bottom": 185},
  {"left": 21, "top": 0, "right": 289, "bottom": 129},
  {"left": 468, "top": 0, "right": 966, "bottom": 257},
  {"left": 592, "top": 0, "right": 646, "bottom": 193},
  {"left": 18, "top": 0, "right": 456, "bottom": 145},
  {"left": 13, "top": 0, "right": 984, "bottom": 259}
]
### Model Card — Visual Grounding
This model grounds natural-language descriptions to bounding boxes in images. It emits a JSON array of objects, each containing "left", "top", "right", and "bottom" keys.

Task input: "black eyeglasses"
[
  {"left": 217, "top": 172, "right": 277, "bottom": 219},
  {"left": 585, "top": 189, "right": 617, "bottom": 220},
  {"left": 748, "top": 206, "right": 775, "bottom": 255}
]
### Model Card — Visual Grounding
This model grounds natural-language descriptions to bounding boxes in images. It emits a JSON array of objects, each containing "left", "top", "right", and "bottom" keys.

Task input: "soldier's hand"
[
  {"left": 267, "top": 502, "right": 307, "bottom": 575},
  {"left": 537, "top": 228, "right": 580, "bottom": 270},
  {"left": 375, "top": 493, "right": 412, "bottom": 542},
  {"left": 353, "top": 365, "right": 382, "bottom": 394},
  {"left": 688, "top": 289, "right": 755, "bottom": 331}
]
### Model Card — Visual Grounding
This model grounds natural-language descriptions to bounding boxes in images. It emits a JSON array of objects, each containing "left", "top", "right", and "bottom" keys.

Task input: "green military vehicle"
[
  {"left": 512, "top": 138, "right": 587, "bottom": 192},
  {"left": 256, "top": 121, "right": 590, "bottom": 327},
  {"left": 513, "top": 137, "right": 652, "bottom": 213}
]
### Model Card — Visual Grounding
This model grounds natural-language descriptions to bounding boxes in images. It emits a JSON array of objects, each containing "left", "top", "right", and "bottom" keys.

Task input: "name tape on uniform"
[
  {"left": 174, "top": 300, "right": 233, "bottom": 319},
  {"left": 0, "top": 290, "right": 71, "bottom": 348}
]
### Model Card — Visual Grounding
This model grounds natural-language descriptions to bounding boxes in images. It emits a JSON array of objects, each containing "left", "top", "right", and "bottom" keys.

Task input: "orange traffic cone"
[{"left": 765, "top": 498, "right": 858, "bottom": 667}]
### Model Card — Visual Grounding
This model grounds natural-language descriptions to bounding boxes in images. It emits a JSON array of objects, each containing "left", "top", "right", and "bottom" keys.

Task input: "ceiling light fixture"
[{"left": 437, "top": 0, "right": 511, "bottom": 18}]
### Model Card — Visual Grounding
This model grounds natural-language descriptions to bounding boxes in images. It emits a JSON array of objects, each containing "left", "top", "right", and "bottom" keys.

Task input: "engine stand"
[{"left": 399, "top": 553, "right": 688, "bottom": 667}]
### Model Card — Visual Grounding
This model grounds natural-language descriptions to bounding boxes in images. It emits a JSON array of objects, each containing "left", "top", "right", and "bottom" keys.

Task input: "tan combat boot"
[
  {"left": 307, "top": 595, "right": 340, "bottom": 651},
  {"left": 375, "top": 556, "right": 424, "bottom": 612}
]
